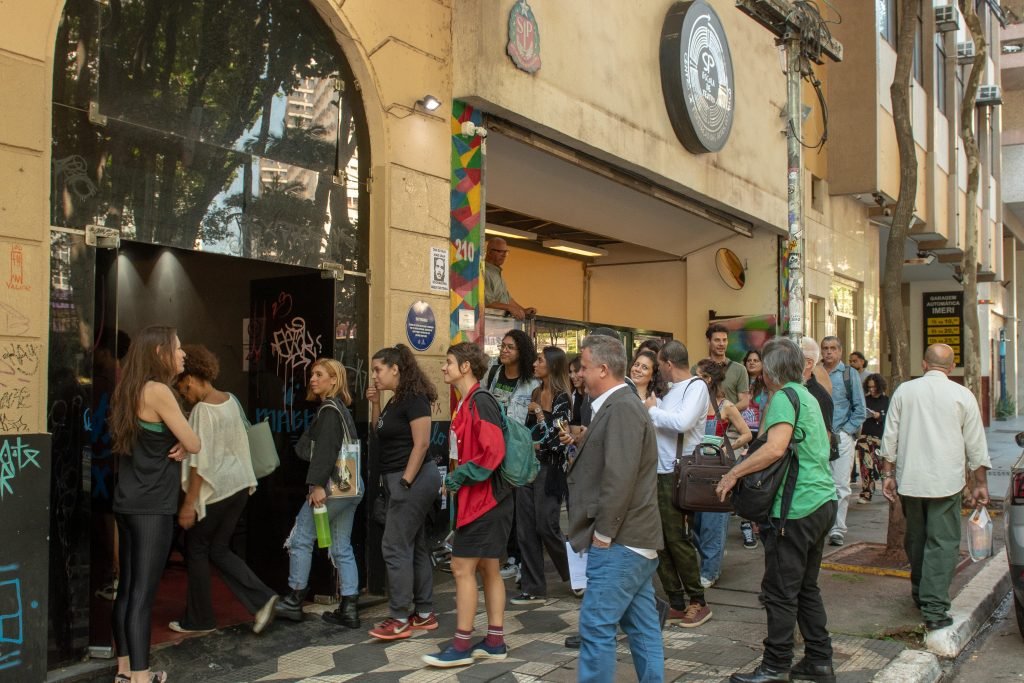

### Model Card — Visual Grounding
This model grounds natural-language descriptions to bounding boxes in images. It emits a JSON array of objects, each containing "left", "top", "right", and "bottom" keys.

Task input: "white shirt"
[
  {"left": 182, "top": 400, "right": 257, "bottom": 520},
  {"left": 879, "top": 370, "right": 991, "bottom": 498},
  {"left": 587, "top": 383, "right": 657, "bottom": 560},
  {"left": 647, "top": 377, "right": 710, "bottom": 474}
]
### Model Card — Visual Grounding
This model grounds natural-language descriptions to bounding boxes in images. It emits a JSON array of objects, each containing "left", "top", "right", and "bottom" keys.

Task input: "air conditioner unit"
[
  {"left": 977, "top": 84, "right": 1002, "bottom": 106},
  {"left": 957, "top": 41, "right": 976, "bottom": 63},
  {"left": 935, "top": 5, "right": 959, "bottom": 32}
]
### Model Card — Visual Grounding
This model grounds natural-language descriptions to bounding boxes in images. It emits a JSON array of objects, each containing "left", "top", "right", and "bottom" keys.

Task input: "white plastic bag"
[{"left": 967, "top": 506, "right": 993, "bottom": 562}]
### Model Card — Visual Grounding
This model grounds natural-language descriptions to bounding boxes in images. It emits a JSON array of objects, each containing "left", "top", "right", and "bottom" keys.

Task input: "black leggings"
[{"left": 113, "top": 513, "right": 174, "bottom": 670}]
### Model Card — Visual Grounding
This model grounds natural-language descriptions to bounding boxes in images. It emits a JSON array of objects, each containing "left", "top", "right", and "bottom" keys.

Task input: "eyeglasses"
[
  {"left": 500, "top": 343, "right": 517, "bottom": 351},
  {"left": 489, "top": 248, "right": 509, "bottom": 254}
]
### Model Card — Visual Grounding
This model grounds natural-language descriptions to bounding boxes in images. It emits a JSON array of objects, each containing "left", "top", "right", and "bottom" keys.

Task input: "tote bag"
[{"left": 229, "top": 394, "right": 279, "bottom": 479}]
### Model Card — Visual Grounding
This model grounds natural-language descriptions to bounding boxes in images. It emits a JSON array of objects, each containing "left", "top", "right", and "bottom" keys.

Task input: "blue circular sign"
[{"left": 405, "top": 301, "right": 436, "bottom": 351}]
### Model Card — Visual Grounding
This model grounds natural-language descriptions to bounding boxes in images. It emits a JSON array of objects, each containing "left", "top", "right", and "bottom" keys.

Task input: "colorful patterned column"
[{"left": 450, "top": 101, "right": 485, "bottom": 345}]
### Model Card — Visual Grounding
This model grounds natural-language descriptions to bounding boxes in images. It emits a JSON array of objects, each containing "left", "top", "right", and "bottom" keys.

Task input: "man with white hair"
[{"left": 800, "top": 338, "right": 834, "bottom": 437}]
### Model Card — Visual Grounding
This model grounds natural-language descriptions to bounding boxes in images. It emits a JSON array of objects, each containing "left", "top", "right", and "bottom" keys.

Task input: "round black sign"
[{"left": 660, "top": 0, "right": 735, "bottom": 154}]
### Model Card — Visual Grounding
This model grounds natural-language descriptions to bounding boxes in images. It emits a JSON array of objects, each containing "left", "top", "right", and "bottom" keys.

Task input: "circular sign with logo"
[
  {"left": 659, "top": 0, "right": 735, "bottom": 154},
  {"left": 405, "top": 301, "right": 436, "bottom": 352}
]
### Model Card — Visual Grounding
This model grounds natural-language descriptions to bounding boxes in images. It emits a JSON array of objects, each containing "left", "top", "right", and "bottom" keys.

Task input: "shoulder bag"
[
  {"left": 673, "top": 400, "right": 737, "bottom": 513},
  {"left": 318, "top": 399, "right": 363, "bottom": 498},
  {"left": 730, "top": 387, "right": 803, "bottom": 533},
  {"left": 229, "top": 393, "right": 279, "bottom": 479}
]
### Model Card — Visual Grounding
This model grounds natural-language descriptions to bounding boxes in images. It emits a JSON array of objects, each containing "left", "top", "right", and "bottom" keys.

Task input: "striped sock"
[
  {"left": 484, "top": 624, "right": 504, "bottom": 647},
  {"left": 453, "top": 628, "right": 473, "bottom": 652}
]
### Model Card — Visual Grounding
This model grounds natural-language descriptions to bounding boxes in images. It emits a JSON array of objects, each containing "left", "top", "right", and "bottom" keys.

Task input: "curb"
[
  {"left": 870, "top": 650, "right": 942, "bottom": 683},
  {"left": 869, "top": 548, "right": 1010, "bottom": 682},
  {"left": 925, "top": 547, "right": 1011, "bottom": 658}
]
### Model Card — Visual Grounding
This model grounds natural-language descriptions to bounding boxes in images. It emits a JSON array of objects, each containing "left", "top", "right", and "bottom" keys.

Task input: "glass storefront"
[{"left": 48, "top": 0, "right": 369, "bottom": 666}]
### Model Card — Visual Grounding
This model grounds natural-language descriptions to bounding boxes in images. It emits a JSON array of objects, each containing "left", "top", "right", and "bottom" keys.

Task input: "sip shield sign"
[{"left": 660, "top": 1, "right": 735, "bottom": 154}]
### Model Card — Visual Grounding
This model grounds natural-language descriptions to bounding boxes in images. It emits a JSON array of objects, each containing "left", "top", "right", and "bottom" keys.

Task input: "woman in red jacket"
[{"left": 422, "top": 342, "right": 512, "bottom": 668}]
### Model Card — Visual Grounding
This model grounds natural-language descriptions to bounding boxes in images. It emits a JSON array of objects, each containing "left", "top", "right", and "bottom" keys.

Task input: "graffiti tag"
[{"left": 0, "top": 437, "right": 42, "bottom": 500}]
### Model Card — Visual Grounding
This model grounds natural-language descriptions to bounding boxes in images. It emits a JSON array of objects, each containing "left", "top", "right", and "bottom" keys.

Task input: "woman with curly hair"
[
  {"left": 172, "top": 345, "right": 277, "bottom": 635},
  {"left": 422, "top": 342, "right": 513, "bottom": 667},
  {"left": 365, "top": 344, "right": 443, "bottom": 641},
  {"left": 630, "top": 348, "right": 663, "bottom": 402},
  {"left": 110, "top": 326, "right": 200, "bottom": 683},
  {"left": 856, "top": 373, "right": 889, "bottom": 504},
  {"left": 485, "top": 329, "right": 540, "bottom": 426}
]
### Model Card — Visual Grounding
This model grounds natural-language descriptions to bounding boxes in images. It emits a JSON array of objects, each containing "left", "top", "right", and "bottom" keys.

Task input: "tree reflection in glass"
[{"left": 51, "top": 0, "right": 367, "bottom": 272}]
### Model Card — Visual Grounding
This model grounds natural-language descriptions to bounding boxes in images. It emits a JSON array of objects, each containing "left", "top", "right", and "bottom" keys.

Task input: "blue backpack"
[{"left": 471, "top": 388, "right": 539, "bottom": 487}]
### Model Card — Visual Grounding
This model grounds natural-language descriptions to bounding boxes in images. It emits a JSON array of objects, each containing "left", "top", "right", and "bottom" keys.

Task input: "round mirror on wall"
[{"left": 715, "top": 248, "right": 745, "bottom": 290}]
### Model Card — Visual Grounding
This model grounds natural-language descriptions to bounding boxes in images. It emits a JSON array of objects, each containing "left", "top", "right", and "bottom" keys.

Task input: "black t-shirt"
[{"left": 376, "top": 393, "right": 432, "bottom": 474}]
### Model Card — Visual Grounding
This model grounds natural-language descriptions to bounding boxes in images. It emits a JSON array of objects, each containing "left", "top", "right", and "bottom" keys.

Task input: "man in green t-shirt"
[{"left": 715, "top": 338, "right": 838, "bottom": 683}]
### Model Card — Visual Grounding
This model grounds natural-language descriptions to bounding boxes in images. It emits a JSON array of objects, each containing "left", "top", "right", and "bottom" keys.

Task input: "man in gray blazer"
[{"left": 567, "top": 334, "right": 664, "bottom": 683}]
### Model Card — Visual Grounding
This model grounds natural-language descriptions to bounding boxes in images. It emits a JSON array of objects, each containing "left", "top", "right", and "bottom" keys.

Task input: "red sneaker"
[
  {"left": 368, "top": 618, "right": 412, "bottom": 640},
  {"left": 409, "top": 612, "right": 439, "bottom": 631}
]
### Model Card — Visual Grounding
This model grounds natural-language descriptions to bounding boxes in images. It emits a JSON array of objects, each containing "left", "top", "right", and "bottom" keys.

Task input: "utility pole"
[{"left": 736, "top": 0, "right": 842, "bottom": 341}]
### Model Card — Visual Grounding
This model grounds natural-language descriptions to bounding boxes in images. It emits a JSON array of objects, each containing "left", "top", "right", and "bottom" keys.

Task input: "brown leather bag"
[{"left": 672, "top": 402, "right": 737, "bottom": 513}]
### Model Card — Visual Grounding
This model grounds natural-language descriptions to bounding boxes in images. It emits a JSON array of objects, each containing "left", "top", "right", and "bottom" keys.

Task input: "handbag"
[
  {"left": 673, "top": 400, "right": 738, "bottom": 513},
  {"left": 229, "top": 394, "right": 279, "bottom": 479},
  {"left": 318, "top": 399, "right": 363, "bottom": 498},
  {"left": 731, "top": 387, "right": 802, "bottom": 531}
]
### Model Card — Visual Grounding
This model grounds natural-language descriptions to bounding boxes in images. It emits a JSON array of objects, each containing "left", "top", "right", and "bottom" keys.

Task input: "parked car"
[{"left": 1006, "top": 432, "right": 1024, "bottom": 637}]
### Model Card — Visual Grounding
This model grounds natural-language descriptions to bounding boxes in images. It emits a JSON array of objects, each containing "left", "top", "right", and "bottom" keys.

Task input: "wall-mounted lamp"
[
  {"left": 416, "top": 95, "right": 442, "bottom": 112},
  {"left": 485, "top": 224, "right": 536, "bottom": 241},
  {"left": 542, "top": 239, "right": 608, "bottom": 258}
]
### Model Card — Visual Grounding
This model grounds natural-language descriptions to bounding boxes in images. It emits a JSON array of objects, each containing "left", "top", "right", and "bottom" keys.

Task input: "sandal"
[{"left": 117, "top": 672, "right": 167, "bottom": 683}]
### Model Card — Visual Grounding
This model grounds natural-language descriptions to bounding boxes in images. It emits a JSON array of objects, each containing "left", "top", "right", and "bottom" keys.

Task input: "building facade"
[{"left": 0, "top": 0, "right": 1012, "bottom": 678}]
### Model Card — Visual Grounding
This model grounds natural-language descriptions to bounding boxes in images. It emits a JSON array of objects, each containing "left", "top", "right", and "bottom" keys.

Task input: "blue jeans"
[
  {"left": 693, "top": 511, "right": 730, "bottom": 582},
  {"left": 286, "top": 486, "right": 363, "bottom": 596},
  {"left": 578, "top": 543, "right": 664, "bottom": 683}
]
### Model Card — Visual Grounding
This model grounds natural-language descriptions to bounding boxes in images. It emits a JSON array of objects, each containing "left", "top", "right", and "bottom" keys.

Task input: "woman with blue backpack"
[{"left": 422, "top": 342, "right": 514, "bottom": 668}]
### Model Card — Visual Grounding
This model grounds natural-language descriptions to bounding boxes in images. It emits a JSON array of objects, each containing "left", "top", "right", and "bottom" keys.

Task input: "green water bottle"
[{"left": 313, "top": 505, "right": 331, "bottom": 548}]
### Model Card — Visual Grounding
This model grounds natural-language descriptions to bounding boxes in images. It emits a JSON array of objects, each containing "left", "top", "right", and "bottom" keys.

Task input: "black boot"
[
  {"left": 791, "top": 659, "right": 835, "bottom": 683},
  {"left": 322, "top": 595, "right": 360, "bottom": 629},
  {"left": 729, "top": 664, "right": 791, "bottom": 683},
  {"left": 274, "top": 588, "right": 307, "bottom": 622}
]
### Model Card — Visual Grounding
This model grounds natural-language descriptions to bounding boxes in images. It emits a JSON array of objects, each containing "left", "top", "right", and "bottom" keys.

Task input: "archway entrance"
[{"left": 47, "top": 0, "right": 370, "bottom": 667}]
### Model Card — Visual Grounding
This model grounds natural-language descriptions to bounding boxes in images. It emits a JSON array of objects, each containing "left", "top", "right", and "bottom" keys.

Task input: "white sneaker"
[
  {"left": 699, "top": 576, "right": 715, "bottom": 589},
  {"left": 499, "top": 558, "right": 520, "bottom": 581}
]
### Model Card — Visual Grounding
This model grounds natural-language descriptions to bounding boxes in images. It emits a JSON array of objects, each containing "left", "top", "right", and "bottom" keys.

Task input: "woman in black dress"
[{"left": 109, "top": 326, "right": 201, "bottom": 683}]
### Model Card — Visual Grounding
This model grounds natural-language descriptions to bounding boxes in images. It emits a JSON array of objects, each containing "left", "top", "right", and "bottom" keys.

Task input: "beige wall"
[
  {"left": 311, "top": 1, "right": 453, "bottom": 413},
  {"left": 454, "top": 0, "right": 788, "bottom": 233},
  {"left": 590, "top": 261, "right": 686, "bottom": 341},
  {"left": 0, "top": 1, "right": 60, "bottom": 434},
  {"left": 501, "top": 247, "right": 585, "bottom": 321},
  {"left": 684, "top": 231, "right": 779, "bottom": 359}
]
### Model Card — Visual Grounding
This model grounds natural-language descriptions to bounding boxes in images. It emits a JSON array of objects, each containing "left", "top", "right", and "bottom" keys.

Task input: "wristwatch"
[{"left": 400, "top": 478, "right": 412, "bottom": 489}]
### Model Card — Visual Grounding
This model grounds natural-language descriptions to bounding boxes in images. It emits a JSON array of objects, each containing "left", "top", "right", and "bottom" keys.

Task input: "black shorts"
[{"left": 452, "top": 493, "right": 514, "bottom": 559}]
